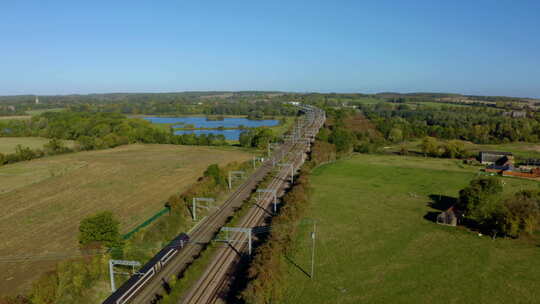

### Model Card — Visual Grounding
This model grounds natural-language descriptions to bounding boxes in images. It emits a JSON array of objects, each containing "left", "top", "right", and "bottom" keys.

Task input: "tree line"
[
  {"left": 0, "top": 139, "right": 72, "bottom": 167},
  {"left": 360, "top": 102, "right": 540, "bottom": 144},
  {"left": 0, "top": 92, "right": 297, "bottom": 117},
  {"left": 0, "top": 111, "right": 247, "bottom": 167}
]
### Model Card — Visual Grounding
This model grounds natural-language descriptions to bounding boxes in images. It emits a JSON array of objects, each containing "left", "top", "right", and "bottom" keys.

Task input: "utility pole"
[
  {"left": 228, "top": 171, "right": 245, "bottom": 190},
  {"left": 109, "top": 259, "right": 141, "bottom": 292},
  {"left": 192, "top": 197, "right": 215, "bottom": 221},
  {"left": 220, "top": 227, "right": 253, "bottom": 254},
  {"left": 278, "top": 163, "right": 294, "bottom": 184},
  {"left": 311, "top": 220, "right": 316, "bottom": 279},
  {"left": 257, "top": 189, "right": 277, "bottom": 213}
]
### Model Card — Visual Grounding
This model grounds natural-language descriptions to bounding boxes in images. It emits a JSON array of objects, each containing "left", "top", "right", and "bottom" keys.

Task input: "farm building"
[
  {"left": 503, "top": 111, "right": 527, "bottom": 118},
  {"left": 501, "top": 167, "right": 540, "bottom": 178},
  {"left": 437, "top": 206, "right": 461, "bottom": 226},
  {"left": 479, "top": 151, "right": 513, "bottom": 165}
]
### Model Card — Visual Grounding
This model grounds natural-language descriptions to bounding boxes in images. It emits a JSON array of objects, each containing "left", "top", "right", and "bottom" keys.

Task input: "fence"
[{"left": 122, "top": 207, "right": 170, "bottom": 240}]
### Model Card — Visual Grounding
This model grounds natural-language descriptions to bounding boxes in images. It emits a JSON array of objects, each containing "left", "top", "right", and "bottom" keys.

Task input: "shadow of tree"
[
  {"left": 423, "top": 194, "right": 457, "bottom": 223},
  {"left": 428, "top": 194, "right": 457, "bottom": 210}
]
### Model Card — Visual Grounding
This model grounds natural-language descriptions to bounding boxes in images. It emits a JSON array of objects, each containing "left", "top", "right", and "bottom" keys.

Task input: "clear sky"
[{"left": 1, "top": 0, "right": 539, "bottom": 97}]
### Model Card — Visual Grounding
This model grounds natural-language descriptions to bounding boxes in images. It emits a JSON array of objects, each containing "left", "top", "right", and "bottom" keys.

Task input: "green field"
[
  {"left": 25, "top": 108, "right": 65, "bottom": 116},
  {"left": 0, "top": 137, "right": 75, "bottom": 154},
  {"left": 283, "top": 154, "right": 540, "bottom": 304}
]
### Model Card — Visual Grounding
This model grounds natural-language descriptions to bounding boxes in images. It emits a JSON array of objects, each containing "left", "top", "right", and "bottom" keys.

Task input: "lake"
[{"left": 143, "top": 116, "right": 279, "bottom": 140}]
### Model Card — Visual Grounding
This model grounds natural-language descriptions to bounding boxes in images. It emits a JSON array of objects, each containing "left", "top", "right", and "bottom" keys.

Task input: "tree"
[
  {"left": 329, "top": 128, "right": 354, "bottom": 153},
  {"left": 77, "top": 136, "right": 95, "bottom": 151},
  {"left": 14, "top": 144, "right": 37, "bottom": 161},
  {"left": 239, "top": 130, "right": 255, "bottom": 148},
  {"left": 443, "top": 140, "right": 466, "bottom": 158},
  {"left": 419, "top": 136, "right": 439, "bottom": 157},
  {"left": 457, "top": 177, "right": 503, "bottom": 227},
  {"left": 388, "top": 127, "right": 403, "bottom": 143},
  {"left": 203, "top": 164, "right": 226, "bottom": 187},
  {"left": 499, "top": 190, "right": 540, "bottom": 237},
  {"left": 316, "top": 127, "right": 331, "bottom": 142},
  {"left": 43, "top": 138, "right": 68, "bottom": 155},
  {"left": 78, "top": 211, "right": 121, "bottom": 250},
  {"left": 252, "top": 128, "right": 274, "bottom": 150}
]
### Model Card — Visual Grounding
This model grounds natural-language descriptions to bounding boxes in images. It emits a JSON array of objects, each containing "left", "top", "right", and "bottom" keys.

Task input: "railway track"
[
  {"left": 102, "top": 105, "right": 324, "bottom": 304},
  {"left": 181, "top": 144, "right": 305, "bottom": 304},
  {"left": 125, "top": 145, "right": 293, "bottom": 304},
  {"left": 180, "top": 107, "right": 325, "bottom": 304}
]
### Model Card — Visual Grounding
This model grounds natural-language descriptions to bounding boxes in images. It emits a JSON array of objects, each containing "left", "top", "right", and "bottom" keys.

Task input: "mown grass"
[{"left": 282, "top": 154, "right": 540, "bottom": 304}]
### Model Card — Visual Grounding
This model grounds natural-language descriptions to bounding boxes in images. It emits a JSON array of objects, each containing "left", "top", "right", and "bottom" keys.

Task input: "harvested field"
[{"left": 0, "top": 144, "right": 253, "bottom": 295}]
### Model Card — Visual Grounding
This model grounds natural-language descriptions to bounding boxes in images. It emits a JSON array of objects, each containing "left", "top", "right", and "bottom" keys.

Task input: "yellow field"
[
  {"left": 0, "top": 137, "right": 75, "bottom": 154},
  {"left": 0, "top": 144, "right": 253, "bottom": 295}
]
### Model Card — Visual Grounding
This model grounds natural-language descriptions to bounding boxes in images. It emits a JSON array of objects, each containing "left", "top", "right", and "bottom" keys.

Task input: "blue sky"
[{"left": 1, "top": 0, "right": 539, "bottom": 97}]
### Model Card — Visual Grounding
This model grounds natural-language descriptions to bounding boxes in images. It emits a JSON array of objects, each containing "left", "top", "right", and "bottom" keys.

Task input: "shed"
[
  {"left": 437, "top": 207, "right": 461, "bottom": 226},
  {"left": 479, "top": 151, "right": 513, "bottom": 165}
]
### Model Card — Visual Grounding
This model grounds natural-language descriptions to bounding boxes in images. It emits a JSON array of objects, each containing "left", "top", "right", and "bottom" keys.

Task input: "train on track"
[{"left": 102, "top": 233, "right": 190, "bottom": 304}]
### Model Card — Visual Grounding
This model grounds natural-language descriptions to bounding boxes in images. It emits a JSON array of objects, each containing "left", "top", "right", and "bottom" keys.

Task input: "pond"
[{"left": 143, "top": 116, "right": 279, "bottom": 140}]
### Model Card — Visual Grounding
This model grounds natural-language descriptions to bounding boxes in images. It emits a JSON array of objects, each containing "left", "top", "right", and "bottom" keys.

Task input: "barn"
[
  {"left": 437, "top": 207, "right": 461, "bottom": 226},
  {"left": 479, "top": 151, "right": 513, "bottom": 165}
]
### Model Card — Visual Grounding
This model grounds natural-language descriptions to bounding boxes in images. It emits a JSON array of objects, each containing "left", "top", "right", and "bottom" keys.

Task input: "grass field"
[
  {"left": 0, "top": 144, "right": 253, "bottom": 295},
  {"left": 283, "top": 154, "right": 540, "bottom": 304},
  {"left": 0, "top": 137, "right": 75, "bottom": 154},
  {"left": 0, "top": 108, "right": 66, "bottom": 121},
  {"left": 25, "top": 108, "right": 65, "bottom": 116}
]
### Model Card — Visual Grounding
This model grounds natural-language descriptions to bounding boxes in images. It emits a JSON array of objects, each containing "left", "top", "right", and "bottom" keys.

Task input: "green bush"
[{"left": 78, "top": 211, "right": 122, "bottom": 251}]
